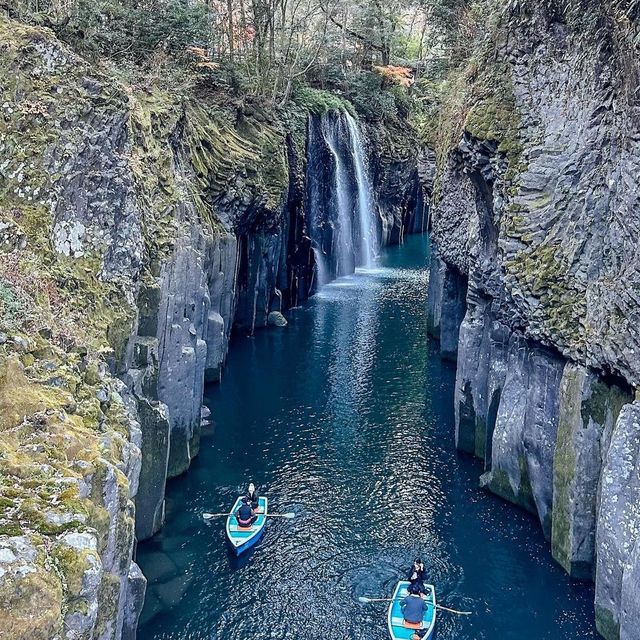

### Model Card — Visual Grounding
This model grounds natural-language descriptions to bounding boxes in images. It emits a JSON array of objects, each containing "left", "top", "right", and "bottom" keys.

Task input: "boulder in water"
[{"left": 267, "top": 311, "right": 288, "bottom": 327}]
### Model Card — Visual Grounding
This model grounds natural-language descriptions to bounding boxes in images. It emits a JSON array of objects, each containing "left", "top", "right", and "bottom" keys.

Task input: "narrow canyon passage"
[{"left": 137, "top": 236, "right": 595, "bottom": 640}]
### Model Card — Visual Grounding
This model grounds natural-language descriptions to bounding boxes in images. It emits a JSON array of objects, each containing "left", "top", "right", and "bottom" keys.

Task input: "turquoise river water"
[{"left": 137, "top": 234, "right": 596, "bottom": 640}]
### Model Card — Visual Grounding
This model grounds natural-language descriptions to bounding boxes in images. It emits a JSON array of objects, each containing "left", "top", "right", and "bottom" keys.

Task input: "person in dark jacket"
[
  {"left": 401, "top": 583, "right": 427, "bottom": 625},
  {"left": 246, "top": 483, "right": 260, "bottom": 511},
  {"left": 409, "top": 557, "right": 427, "bottom": 593},
  {"left": 236, "top": 497, "right": 257, "bottom": 527}
]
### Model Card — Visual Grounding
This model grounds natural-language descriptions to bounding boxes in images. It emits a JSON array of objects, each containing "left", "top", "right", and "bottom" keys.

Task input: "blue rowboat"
[
  {"left": 225, "top": 496, "right": 268, "bottom": 556},
  {"left": 388, "top": 581, "right": 436, "bottom": 640}
]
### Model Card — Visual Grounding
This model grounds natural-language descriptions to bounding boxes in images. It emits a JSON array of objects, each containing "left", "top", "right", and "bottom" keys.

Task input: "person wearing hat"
[
  {"left": 401, "top": 582, "right": 427, "bottom": 626},
  {"left": 408, "top": 557, "right": 427, "bottom": 594},
  {"left": 236, "top": 497, "right": 257, "bottom": 528},
  {"left": 246, "top": 483, "right": 260, "bottom": 512}
]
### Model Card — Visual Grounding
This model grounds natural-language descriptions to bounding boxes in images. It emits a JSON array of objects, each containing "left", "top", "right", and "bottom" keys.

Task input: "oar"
[
  {"left": 202, "top": 512, "right": 296, "bottom": 520},
  {"left": 358, "top": 596, "right": 472, "bottom": 616}
]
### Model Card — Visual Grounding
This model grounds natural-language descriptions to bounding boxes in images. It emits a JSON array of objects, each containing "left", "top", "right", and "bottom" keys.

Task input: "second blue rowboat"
[
  {"left": 225, "top": 496, "right": 268, "bottom": 555},
  {"left": 387, "top": 581, "right": 436, "bottom": 640}
]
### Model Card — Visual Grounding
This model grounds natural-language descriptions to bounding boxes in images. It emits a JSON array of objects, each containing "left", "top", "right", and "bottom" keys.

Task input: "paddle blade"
[
  {"left": 358, "top": 597, "right": 372, "bottom": 603},
  {"left": 283, "top": 512, "right": 296, "bottom": 519}
]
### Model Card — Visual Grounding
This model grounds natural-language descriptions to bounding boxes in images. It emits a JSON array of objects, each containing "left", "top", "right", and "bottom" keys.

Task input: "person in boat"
[
  {"left": 245, "top": 483, "right": 260, "bottom": 511},
  {"left": 401, "top": 583, "right": 427, "bottom": 626},
  {"left": 236, "top": 497, "right": 257, "bottom": 528},
  {"left": 408, "top": 557, "right": 427, "bottom": 593}
]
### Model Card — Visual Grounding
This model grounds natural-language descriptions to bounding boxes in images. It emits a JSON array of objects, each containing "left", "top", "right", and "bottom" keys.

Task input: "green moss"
[
  {"left": 583, "top": 378, "right": 630, "bottom": 428},
  {"left": 487, "top": 457, "right": 537, "bottom": 515},
  {"left": 0, "top": 356, "right": 70, "bottom": 431},
  {"left": 432, "top": 24, "right": 524, "bottom": 200},
  {"left": 105, "top": 310, "right": 136, "bottom": 371},
  {"left": 505, "top": 243, "right": 586, "bottom": 350},
  {"left": 595, "top": 604, "right": 620, "bottom": 640},
  {"left": 94, "top": 572, "right": 121, "bottom": 638},
  {"left": 51, "top": 545, "right": 94, "bottom": 597},
  {"left": 0, "top": 566, "right": 63, "bottom": 640},
  {"left": 179, "top": 100, "right": 289, "bottom": 225},
  {"left": 530, "top": 193, "right": 552, "bottom": 209},
  {"left": 291, "top": 86, "right": 356, "bottom": 117},
  {"left": 551, "top": 366, "right": 581, "bottom": 575},
  {"left": 19, "top": 501, "right": 83, "bottom": 536},
  {"left": 0, "top": 522, "right": 23, "bottom": 535}
]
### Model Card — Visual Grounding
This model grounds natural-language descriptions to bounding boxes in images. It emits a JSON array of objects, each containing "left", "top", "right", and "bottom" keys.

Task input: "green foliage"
[
  {"left": 341, "top": 71, "right": 394, "bottom": 120},
  {"left": 209, "top": 60, "right": 254, "bottom": 95},
  {"left": 410, "top": 77, "right": 446, "bottom": 145},
  {"left": 291, "top": 86, "right": 355, "bottom": 116},
  {"left": 0, "top": 281, "right": 23, "bottom": 329},
  {"left": 54, "top": 0, "right": 210, "bottom": 61}
]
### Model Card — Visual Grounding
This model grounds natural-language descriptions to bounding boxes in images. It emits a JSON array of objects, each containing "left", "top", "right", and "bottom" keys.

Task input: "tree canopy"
[{"left": 9, "top": 0, "right": 482, "bottom": 112}]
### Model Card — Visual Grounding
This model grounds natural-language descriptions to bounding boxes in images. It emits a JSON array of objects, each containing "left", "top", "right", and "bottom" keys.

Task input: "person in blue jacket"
[
  {"left": 236, "top": 497, "right": 257, "bottom": 527},
  {"left": 401, "top": 583, "right": 427, "bottom": 625}
]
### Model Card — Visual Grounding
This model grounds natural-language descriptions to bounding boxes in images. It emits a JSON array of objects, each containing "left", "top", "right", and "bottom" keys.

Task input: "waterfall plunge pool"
[{"left": 137, "top": 235, "right": 596, "bottom": 640}]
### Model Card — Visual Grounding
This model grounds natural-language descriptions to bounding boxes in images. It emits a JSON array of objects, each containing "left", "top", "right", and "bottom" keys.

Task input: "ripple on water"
[{"left": 137, "top": 236, "right": 597, "bottom": 640}]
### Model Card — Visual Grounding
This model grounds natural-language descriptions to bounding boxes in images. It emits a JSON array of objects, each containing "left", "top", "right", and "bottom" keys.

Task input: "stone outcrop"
[
  {"left": 0, "top": 15, "right": 424, "bottom": 638},
  {"left": 425, "top": 1, "right": 640, "bottom": 638},
  {"left": 595, "top": 401, "right": 640, "bottom": 640},
  {"left": 552, "top": 365, "right": 630, "bottom": 581}
]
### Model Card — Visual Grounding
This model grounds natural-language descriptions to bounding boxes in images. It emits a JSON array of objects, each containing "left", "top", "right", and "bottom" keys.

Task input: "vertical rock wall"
[
  {"left": 552, "top": 365, "right": 630, "bottom": 581},
  {"left": 425, "top": 2, "right": 640, "bottom": 637}
]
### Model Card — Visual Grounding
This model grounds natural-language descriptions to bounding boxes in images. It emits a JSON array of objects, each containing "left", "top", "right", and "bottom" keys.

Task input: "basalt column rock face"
[
  {"left": 152, "top": 225, "right": 211, "bottom": 478},
  {"left": 596, "top": 402, "right": 640, "bottom": 640},
  {"left": 426, "top": 248, "right": 467, "bottom": 361},
  {"left": 0, "top": 15, "right": 425, "bottom": 636},
  {"left": 426, "top": 2, "right": 640, "bottom": 636},
  {"left": 453, "top": 293, "right": 509, "bottom": 465},
  {"left": 365, "top": 118, "right": 424, "bottom": 246},
  {"left": 481, "top": 337, "right": 565, "bottom": 539},
  {"left": 0, "top": 19, "right": 148, "bottom": 640},
  {"left": 552, "top": 365, "right": 631, "bottom": 580}
]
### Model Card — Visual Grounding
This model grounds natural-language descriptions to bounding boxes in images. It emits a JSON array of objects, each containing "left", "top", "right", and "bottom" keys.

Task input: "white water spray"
[
  {"left": 345, "top": 113, "right": 378, "bottom": 269},
  {"left": 321, "top": 115, "right": 354, "bottom": 277},
  {"left": 312, "top": 247, "right": 330, "bottom": 288}
]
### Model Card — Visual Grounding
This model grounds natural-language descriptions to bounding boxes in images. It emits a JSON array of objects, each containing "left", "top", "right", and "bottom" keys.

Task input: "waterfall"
[
  {"left": 345, "top": 113, "right": 378, "bottom": 269},
  {"left": 321, "top": 115, "right": 355, "bottom": 278},
  {"left": 312, "top": 247, "right": 329, "bottom": 288},
  {"left": 306, "top": 110, "right": 379, "bottom": 292}
]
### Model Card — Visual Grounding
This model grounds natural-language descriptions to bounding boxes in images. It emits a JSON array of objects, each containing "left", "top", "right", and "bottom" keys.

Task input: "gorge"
[
  {"left": 136, "top": 235, "right": 597, "bottom": 640},
  {"left": 1, "top": 0, "right": 640, "bottom": 639}
]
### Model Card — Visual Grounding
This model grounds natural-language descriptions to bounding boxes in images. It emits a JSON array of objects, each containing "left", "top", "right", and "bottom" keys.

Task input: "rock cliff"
[
  {"left": 0, "top": 16, "right": 423, "bottom": 638},
  {"left": 425, "top": 1, "right": 640, "bottom": 638}
]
